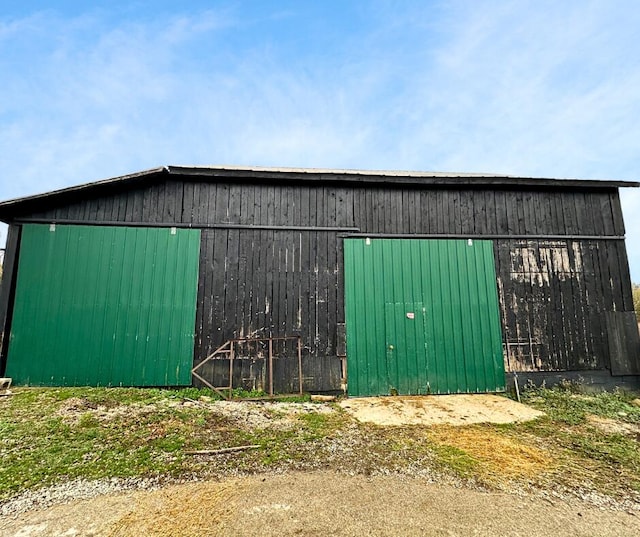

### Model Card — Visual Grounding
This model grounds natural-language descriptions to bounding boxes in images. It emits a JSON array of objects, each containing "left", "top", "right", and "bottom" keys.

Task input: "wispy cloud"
[{"left": 0, "top": 1, "right": 639, "bottom": 278}]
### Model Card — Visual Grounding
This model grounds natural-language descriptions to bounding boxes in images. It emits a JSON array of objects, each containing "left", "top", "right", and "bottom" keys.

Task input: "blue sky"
[{"left": 1, "top": 1, "right": 639, "bottom": 281}]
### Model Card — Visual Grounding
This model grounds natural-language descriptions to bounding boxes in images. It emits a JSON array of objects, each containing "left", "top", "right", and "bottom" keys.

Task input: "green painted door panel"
[
  {"left": 344, "top": 239, "right": 505, "bottom": 396},
  {"left": 385, "top": 302, "right": 428, "bottom": 395},
  {"left": 6, "top": 224, "right": 201, "bottom": 386}
]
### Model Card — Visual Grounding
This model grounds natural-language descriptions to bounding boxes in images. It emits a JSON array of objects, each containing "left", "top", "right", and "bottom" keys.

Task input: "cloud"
[{"left": 0, "top": 1, "right": 639, "bottom": 280}]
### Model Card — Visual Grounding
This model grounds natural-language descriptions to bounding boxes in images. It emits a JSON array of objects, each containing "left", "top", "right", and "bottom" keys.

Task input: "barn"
[{"left": 0, "top": 165, "right": 639, "bottom": 396}]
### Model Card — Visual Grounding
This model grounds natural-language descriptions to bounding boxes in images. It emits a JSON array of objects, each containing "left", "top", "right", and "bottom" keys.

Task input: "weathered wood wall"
[{"left": 1, "top": 174, "right": 637, "bottom": 389}]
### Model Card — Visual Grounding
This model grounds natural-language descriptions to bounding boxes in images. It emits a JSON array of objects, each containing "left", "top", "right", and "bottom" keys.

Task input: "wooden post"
[
  {"left": 297, "top": 336, "right": 303, "bottom": 395},
  {"left": 268, "top": 338, "right": 274, "bottom": 396},
  {"left": 229, "top": 340, "right": 235, "bottom": 400}
]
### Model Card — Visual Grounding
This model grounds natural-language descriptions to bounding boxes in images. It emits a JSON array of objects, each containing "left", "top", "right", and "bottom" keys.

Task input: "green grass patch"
[
  {"left": 2, "top": 385, "right": 640, "bottom": 504},
  {"left": 430, "top": 444, "right": 479, "bottom": 478}
]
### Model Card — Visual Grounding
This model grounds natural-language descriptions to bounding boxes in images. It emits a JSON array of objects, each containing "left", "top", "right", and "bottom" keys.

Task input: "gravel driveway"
[{"left": 2, "top": 471, "right": 639, "bottom": 537}]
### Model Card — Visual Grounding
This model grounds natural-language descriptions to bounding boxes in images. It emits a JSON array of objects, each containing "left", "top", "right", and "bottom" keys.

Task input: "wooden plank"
[
  {"left": 370, "top": 188, "right": 380, "bottom": 233},
  {"left": 336, "top": 235, "right": 346, "bottom": 325},
  {"left": 393, "top": 188, "right": 403, "bottom": 234},
  {"left": 549, "top": 192, "right": 565, "bottom": 234},
  {"left": 598, "top": 192, "right": 615, "bottom": 235},
  {"left": 486, "top": 189, "right": 499, "bottom": 234},
  {"left": 181, "top": 182, "right": 194, "bottom": 224},
  {"left": 363, "top": 188, "right": 373, "bottom": 232},
  {"left": 291, "top": 185, "right": 301, "bottom": 227},
  {"left": 606, "top": 311, "right": 640, "bottom": 375},
  {"left": 225, "top": 229, "right": 241, "bottom": 338},
  {"left": 133, "top": 189, "right": 146, "bottom": 221},
  {"left": 284, "top": 231, "right": 297, "bottom": 335},
  {"left": 581, "top": 240, "right": 603, "bottom": 366},
  {"left": 211, "top": 229, "right": 228, "bottom": 343},
  {"left": 610, "top": 191, "right": 626, "bottom": 236},
  {"left": 492, "top": 190, "right": 506, "bottom": 234},
  {"left": 98, "top": 194, "right": 113, "bottom": 221},
  {"left": 109, "top": 191, "right": 125, "bottom": 221},
  {"left": 280, "top": 186, "right": 291, "bottom": 229},
  {"left": 0, "top": 225, "right": 20, "bottom": 367},
  {"left": 264, "top": 230, "right": 276, "bottom": 337},
  {"left": 563, "top": 192, "right": 579, "bottom": 235},
  {"left": 227, "top": 184, "right": 242, "bottom": 224},
  {"left": 567, "top": 241, "right": 590, "bottom": 369},
  {"left": 586, "top": 239, "right": 606, "bottom": 363},
  {"left": 299, "top": 186, "right": 311, "bottom": 227},
  {"left": 541, "top": 192, "right": 555, "bottom": 234},
  {"left": 354, "top": 188, "right": 365, "bottom": 232},
  {"left": 523, "top": 191, "right": 536, "bottom": 235},
  {"left": 317, "top": 225, "right": 329, "bottom": 356},
  {"left": 460, "top": 190, "right": 472, "bottom": 235},
  {"left": 410, "top": 188, "right": 421, "bottom": 234},
  {"left": 152, "top": 181, "right": 165, "bottom": 223},
  {"left": 325, "top": 231, "right": 338, "bottom": 356},
  {"left": 273, "top": 233, "right": 285, "bottom": 335},
  {"left": 215, "top": 183, "right": 228, "bottom": 224},
  {"left": 596, "top": 241, "right": 614, "bottom": 310},
  {"left": 120, "top": 189, "right": 134, "bottom": 221},
  {"left": 234, "top": 232, "right": 247, "bottom": 338},
  {"left": 335, "top": 188, "right": 350, "bottom": 229},
  {"left": 612, "top": 241, "right": 634, "bottom": 311},
  {"left": 194, "top": 231, "right": 211, "bottom": 359},
  {"left": 584, "top": 193, "right": 603, "bottom": 236},
  {"left": 193, "top": 182, "right": 209, "bottom": 224},
  {"left": 299, "top": 229, "right": 312, "bottom": 349},
  {"left": 166, "top": 181, "right": 182, "bottom": 222},
  {"left": 141, "top": 187, "right": 153, "bottom": 222},
  {"left": 574, "top": 192, "right": 592, "bottom": 235},
  {"left": 238, "top": 184, "right": 251, "bottom": 225},
  {"left": 254, "top": 229, "right": 269, "bottom": 337},
  {"left": 327, "top": 187, "right": 337, "bottom": 232},
  {"left": 53, "top": 203, "right": 70, "bottom": 220},
  {"left": 306, "top": 232, "right": 318, "bottom": 357}
]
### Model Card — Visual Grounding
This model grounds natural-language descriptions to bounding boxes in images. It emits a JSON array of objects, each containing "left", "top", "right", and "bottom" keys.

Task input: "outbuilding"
[{"left": 0, "top": 166, "right": 638, "bottom": 396}]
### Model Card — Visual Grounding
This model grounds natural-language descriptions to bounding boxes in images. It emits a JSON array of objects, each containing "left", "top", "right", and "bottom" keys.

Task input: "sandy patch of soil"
[
  {"left": 2, "top": 472, "right": 639, "bottom": 537},
  {"left": 586, "top": 415, "right": 640, "bottom": 436},
  {"left": 339, "top": 394, "right": 545, "bottom": 426}
]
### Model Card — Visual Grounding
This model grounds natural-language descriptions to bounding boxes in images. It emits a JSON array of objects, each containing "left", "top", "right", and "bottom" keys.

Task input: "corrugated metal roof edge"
[
  {"left": 166, "top": 164, "right": 640, "bottom": 186},
  {"left": 0, "top": 166, "right": 166, "bottom": 210},
  {"left": 0, "top": 164, "right": 638, "bottom": 213}
]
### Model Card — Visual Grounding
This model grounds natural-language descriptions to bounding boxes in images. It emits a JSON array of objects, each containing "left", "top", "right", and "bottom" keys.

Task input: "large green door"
[
  {"left": 344, "top": 239, "right": 505, "bottom": 396},
  {"left": 6, "top": 224, "right": 201, "bottom": 386}
]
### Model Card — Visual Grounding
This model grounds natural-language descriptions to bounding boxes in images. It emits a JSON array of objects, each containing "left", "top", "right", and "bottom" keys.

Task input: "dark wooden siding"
[
  {"left": 0, "top": 224, "right": 20, "bottom": 373},
  {"left": 5, "top": 176, "right": 638, "bottom": 388},
  {"left": 495, "top": 239, "right": 634, "bottom": 373},
  {"left": 194, "top": 229, "right": 343, "bottom": 391},
  {"left": 27, "top": 181, "right": 624, "bottom": 236}
]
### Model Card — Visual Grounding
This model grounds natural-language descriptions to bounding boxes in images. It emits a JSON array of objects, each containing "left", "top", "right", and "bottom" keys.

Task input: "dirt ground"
[
  {"left": 2, "top": 471, "right": 639, "bottom": 537},
  {"left": 339, "top": 394, "right": 545, "bottom": 426}
]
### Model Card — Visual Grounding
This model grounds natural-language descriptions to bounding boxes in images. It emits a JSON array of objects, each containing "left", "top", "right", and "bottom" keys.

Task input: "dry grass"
[
  {"left": 109, "top": 481, "right": 243, "bottom": 537},
  {"left": 428, "top": 425, "right": 554, "bottom": 482}
]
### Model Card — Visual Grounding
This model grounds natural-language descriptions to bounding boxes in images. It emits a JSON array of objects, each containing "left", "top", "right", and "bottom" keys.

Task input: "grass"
[
  {"left": 416, "top": 385, "right": 640, "bottom": 496},
  {"left": 1, "top": 384, "right": 639, "bottom": 505},
  {"left": 0, "top": 387, "right": 340, "bottom": 501}
]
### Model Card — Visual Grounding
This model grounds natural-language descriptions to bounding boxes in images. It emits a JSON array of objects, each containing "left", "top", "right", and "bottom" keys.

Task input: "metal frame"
[{"left": 191, "top": 335, "right": 304, "bottom": 400}]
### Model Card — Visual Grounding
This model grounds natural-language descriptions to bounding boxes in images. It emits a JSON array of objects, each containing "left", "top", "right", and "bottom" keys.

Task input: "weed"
[
  {"left": 2, "top": 385, "right": 640, "bottom": 504},
  {"left": 430, "top": 444, "right": 479, "bottom": 478}
]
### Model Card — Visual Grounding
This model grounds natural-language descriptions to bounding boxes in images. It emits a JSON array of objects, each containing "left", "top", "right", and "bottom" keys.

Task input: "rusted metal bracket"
[{"left": 191, "top": 336, "right": 304, "bottom": 400}]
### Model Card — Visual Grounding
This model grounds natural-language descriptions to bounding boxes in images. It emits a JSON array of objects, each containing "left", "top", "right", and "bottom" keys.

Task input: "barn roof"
[{"left": 0, "top": 164, "right": 638, "bottom": 221}]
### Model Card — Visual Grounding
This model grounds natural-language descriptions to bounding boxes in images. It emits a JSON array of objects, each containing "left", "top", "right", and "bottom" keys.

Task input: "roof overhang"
[{"left": 0, "top": 165, "right": 638, "bottom": 222}]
